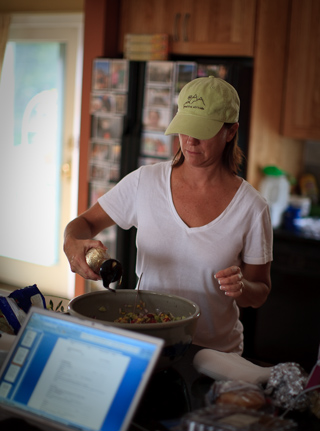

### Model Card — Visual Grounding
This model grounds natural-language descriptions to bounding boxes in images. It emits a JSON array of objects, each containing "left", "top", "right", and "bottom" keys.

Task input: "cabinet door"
[
  {"left": 166, "top": 0, "right": 257, "bottom": 56},
  {"left": 118, "top": 0, "right": 168, "bottom": 52},
  {"left": 282, "top": 0, "right": 320, "bottom": 140},
  {"left": 119, "top": 0, "right": 256, "bottom": 57}
]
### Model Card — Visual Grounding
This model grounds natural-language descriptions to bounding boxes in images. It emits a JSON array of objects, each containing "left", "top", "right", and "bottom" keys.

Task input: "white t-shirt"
[{"left": 98, "top": 161, "right": 273, "bottom": 354}]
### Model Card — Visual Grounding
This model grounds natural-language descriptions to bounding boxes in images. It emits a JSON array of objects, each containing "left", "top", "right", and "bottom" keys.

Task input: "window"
[
  {"left": 0, "top": 40, "right": 65, "bottom": 265},
  {"left": 0, "top": 14, "right": 83, "bottom": 297}
]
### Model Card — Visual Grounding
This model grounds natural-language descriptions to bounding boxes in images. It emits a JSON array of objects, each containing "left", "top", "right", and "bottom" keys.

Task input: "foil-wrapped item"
[{"left": 265, "top": 362, "right": 309, "bottom": 411}]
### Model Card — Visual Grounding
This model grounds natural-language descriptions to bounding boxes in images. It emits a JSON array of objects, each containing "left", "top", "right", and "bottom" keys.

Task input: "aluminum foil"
[{"left": 265, "top": 362, "right": 310, "bottom": 411}]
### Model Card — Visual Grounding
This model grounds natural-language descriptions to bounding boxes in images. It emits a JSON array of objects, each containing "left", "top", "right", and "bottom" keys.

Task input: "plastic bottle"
[{"left": 259, "top": 166, "right": 290, "bottom": 229}]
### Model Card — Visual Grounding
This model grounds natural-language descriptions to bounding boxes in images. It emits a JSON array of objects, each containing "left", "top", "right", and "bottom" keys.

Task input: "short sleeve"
[
  {"left": 242, "top": 205, "right": 273, "bottom": 265},
  {"left": 98, "top": 168, "right": 141, "bottom": 230}
]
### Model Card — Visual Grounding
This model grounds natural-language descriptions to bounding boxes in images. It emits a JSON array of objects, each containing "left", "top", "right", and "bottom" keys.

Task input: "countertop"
[
  {"left": 1, "top": 287, "right": 320, "bottom": 430},
  {"left": 240, "top": 225, "right": 320, "bottom": 371},
  {"left": 130, "top": 345, "right": 320, "bottom": 431},
  {"left": 273, "top": 226, "right": 320, "bottom": 244},
  {"left": 1, "top": 342, "right": 320, "bottom": 431}
]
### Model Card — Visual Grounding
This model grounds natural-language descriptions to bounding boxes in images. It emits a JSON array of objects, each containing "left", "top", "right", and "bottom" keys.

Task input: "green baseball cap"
[{"left": 165, "top": 76, "right": 240, "bottom": 140}]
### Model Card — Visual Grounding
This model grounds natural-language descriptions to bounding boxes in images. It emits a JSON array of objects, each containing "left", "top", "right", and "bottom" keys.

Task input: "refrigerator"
[{"left": 87, "top": 57, "right": 253, "bottom": 291}]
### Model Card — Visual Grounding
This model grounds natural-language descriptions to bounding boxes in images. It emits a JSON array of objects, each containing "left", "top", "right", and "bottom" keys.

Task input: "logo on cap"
[{"left": 183, "top": 94, "right": 205, "bottom": 111}]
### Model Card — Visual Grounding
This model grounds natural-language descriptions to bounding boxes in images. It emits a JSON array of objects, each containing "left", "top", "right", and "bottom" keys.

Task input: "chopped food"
[
  {"left": 114, "top": 310, "right": 182, "bottom": 324},
  {"left": 96, "top": 299, "right": 186, "bottom": 324}
]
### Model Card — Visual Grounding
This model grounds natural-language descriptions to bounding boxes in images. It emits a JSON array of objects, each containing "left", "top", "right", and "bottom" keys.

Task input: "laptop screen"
[{"left": 0, "top": 308, "right": 164, "bottom": 431}]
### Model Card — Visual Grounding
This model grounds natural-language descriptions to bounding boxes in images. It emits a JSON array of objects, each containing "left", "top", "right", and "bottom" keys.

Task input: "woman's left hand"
[{"left": 214, "top": 266, "right": 244, "bottom": 298}]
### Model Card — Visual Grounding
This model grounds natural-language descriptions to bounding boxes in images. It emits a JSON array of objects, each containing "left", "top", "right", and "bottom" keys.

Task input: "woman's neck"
[{"left": 174, "top": 161, "right": 235, "bottom": 190}]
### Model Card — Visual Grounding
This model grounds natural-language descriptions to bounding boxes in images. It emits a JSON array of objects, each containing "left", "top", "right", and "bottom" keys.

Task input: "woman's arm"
[
  {"left": 63, "top": 202, "right": 116, "bottom": 281},
  {"left": 214, "top": 262, "right": 271, "bottom": 308}
]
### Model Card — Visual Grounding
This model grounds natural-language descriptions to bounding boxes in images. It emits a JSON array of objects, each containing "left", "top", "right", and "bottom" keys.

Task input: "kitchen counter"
[
  {"left": 273, "top": 226, "right": 320, "bottom": 245},
  {"left": 1, "top": 289, "right": 320, "bottom": 430},
  {"left": 241, "top": 227, "right": 320, "bottom": 373},
  {"left": 1, "top": 344, "right": 320, "bottom": 430},
  {"left": 130, "top": 345, "right": 320, "bottom": 431},
  {"left": 131, "top": 345, "right": 210, "bottom": 431}
]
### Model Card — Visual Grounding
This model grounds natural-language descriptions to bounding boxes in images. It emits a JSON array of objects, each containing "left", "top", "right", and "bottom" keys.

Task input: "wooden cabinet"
[
  {"left": 282, "top": 0, "right": 320, "bottom": 140},
  {"left": 119, "top": 0, "right": 257, "bottom": 56},
  {"left": 246, "top": 0, "right": 304, "bottom": 190},
  {"left": 119, "top": 0, "right": 168, "bottom": 46}
]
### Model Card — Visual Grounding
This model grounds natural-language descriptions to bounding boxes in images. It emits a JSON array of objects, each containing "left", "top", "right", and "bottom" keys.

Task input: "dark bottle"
[{"left": 85, "top": 248, "right": 122, "bottom": 291}]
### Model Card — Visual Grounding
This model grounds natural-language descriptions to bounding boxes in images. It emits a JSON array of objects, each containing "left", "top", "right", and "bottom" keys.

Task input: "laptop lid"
[{"left": 0, "top": 307, "right": 164, "bottom": 431}]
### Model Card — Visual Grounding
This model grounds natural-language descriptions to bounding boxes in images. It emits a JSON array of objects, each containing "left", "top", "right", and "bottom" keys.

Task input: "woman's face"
[{"left": 178, "top": 124, "right": 238, "bottom": 168}]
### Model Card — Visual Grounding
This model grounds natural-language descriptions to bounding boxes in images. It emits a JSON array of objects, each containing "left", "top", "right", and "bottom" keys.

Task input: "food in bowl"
[
  {"left": 106, "top": 299, "right": 186, "bottom": 323},
  {"left": 68, "top": 290, "right": 200, "bottom": 368},
  {"left": 97, "top": 299, "right": 186, "bottom": 323},
  {"left": 115, "top": 311, "right": 180, "bottom": 324}
]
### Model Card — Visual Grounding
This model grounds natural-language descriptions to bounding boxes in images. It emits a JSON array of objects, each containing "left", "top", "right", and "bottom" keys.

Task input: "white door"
[{"left": 0, "top": 14, "right": 83, "bottom": 298}]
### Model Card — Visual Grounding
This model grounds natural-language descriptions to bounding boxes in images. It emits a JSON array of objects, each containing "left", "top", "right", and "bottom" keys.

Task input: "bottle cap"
[{"left": 262, "top": 166, "right": 285, "bottom": 176}]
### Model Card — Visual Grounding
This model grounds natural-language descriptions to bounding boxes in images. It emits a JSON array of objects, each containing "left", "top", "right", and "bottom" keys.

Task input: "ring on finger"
[{"left": 239, "top": 281, "right": 244, "bottom": 292}]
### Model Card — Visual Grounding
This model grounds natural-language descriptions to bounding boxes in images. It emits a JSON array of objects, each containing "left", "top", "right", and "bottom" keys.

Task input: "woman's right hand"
[
  {"left": 63, "top": 236, "right": 107, "bottom": 281},
  {"left": 63, "top": 202, "right": 116, "bottom": 281}
]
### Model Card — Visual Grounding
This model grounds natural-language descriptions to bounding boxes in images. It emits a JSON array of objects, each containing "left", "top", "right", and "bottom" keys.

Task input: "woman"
[{"left": 64, "top": 76, "right": 272, "bottom": 354}]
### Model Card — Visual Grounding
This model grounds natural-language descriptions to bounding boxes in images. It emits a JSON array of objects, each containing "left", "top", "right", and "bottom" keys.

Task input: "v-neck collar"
[{"left": 167, "top": 164, "right": 244, "bottom": 231}]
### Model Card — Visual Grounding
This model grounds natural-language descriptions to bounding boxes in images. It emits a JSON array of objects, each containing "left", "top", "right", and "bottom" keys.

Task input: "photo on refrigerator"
[{"left": 141, "top": 132, "right": 172, "bottom": 158}]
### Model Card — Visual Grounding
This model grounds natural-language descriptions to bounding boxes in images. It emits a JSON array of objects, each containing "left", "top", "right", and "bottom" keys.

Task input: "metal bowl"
[{"left": 68, "top": 290, "right": 200, "bottom": 369}]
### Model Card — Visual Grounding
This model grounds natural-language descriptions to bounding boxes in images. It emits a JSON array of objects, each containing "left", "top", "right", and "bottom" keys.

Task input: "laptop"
[{"left": 0, "top": 307, "right": 164, "bottom": 431}]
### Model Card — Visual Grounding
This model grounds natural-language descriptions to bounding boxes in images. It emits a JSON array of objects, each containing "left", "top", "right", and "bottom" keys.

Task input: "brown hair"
[{"left": 171, "top": 123, "right": 244, "bottom": 175}]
